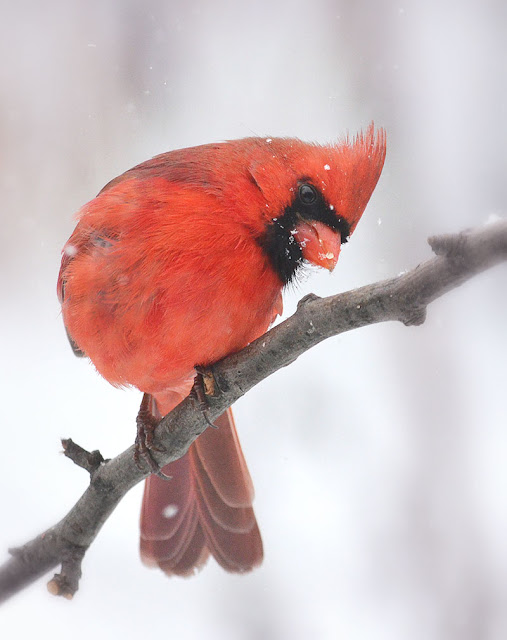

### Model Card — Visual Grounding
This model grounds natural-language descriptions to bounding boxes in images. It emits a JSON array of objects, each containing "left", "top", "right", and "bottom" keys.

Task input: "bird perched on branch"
[{"left": 58, "top": 125, "right": 386, "bottom": 576}]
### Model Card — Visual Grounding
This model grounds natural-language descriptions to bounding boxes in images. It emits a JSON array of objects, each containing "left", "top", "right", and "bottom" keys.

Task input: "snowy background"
[{"left": 1, "top": 1, "right": 506, "bottom": 638}]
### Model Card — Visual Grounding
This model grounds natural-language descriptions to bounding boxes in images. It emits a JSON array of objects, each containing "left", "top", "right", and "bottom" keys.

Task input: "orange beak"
[{"left": 292, "top": 220, "right": 341, "bottom": 271}]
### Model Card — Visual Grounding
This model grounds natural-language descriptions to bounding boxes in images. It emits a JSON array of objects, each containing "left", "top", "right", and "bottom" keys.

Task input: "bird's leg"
[
  {"left": 192, "top": 366, "right": 218, "bottom": 429},
  {"left": 134, "top": 393, "right": 171, "bottom": 479}
]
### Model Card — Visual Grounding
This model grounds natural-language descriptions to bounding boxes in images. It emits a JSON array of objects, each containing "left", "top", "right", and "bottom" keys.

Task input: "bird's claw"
[
  {"left": 192, "top": 367, "right": 218, "bottom": 429},
  {"left": 135, "top": 393, "right": 171, "bottom": 480}
]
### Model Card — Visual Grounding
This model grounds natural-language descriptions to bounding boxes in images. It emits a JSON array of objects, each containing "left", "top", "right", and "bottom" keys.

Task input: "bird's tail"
[{"left": 140, "top": 407, "right": 263, "bottom": 576}]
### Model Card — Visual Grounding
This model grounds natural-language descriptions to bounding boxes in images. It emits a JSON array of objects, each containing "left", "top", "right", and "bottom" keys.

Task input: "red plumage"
[{"left": 58, "top": 125, "right": 386, "bottom": 576}]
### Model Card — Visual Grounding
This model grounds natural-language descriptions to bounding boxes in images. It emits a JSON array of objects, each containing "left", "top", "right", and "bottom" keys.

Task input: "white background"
[{"left": 1, "top": 1, "right": 506, "bottom": 638}]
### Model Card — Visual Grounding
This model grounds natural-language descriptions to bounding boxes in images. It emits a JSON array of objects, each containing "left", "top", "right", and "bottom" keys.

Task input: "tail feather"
[
  {"left": 158, "top": 520, "right": 210, "bottom": 578},
  {"left": 139, "top": 454, "right": 192, "bottom": 541},
  {"left": 140, "top": 406, "right": 263, "bottom": 576},
  {"left": 190, "top": 445, "right": 257, "bottom": 533},
  {"left": 197, "top": 501, "right": 263, "bottom": 573},
  {"left": 159, "top": 523, "right": 210, "bottom": 577},
  {"left": 140, "top": 500, "right": 197, "bottom": 566},
  {"left": 194, "top": 410, "right": 254, "bottom": 507}
]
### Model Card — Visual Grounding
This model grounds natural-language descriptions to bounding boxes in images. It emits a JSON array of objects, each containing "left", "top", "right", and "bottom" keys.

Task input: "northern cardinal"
[{"left": 58, "top": 125, "right": 386, "bottom": 576}]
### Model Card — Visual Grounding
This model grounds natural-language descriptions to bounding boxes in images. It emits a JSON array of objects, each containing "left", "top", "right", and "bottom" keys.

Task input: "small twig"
[
  {"left": 47, "top": 544, "right": 86, "bottom": 600},
  {"left": 61, "top": 438, "right": 106, "bottom": 475}
]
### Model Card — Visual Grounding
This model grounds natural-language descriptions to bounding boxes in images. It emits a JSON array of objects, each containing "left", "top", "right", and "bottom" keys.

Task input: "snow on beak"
[{"left": 292, "top": 220, "right": 341, "bottom": 271}]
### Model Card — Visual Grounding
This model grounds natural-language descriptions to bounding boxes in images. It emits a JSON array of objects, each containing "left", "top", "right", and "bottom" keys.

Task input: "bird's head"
[{"left": 236, "top": 124, "right": 386, "bottom": 284}]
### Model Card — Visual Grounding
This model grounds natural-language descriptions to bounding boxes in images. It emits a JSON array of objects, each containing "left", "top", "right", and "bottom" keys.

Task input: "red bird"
[{"left": 58, "top": 125, "right": 386, "bottom": 576}]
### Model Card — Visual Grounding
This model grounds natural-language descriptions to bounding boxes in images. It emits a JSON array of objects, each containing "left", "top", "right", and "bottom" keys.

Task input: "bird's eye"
[{"left": 298, "top": 183, "right": 318, "bottom": 205}]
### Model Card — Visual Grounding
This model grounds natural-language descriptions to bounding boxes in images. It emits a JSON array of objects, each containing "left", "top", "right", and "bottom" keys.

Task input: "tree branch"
[{"left": 1, "top": 220, "right": 506, "bottom": 604}]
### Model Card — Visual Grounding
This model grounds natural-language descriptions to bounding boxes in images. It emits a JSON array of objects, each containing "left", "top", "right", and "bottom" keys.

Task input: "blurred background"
[{"left": 1, "top": 0, "right": 506, "bottom": 638}]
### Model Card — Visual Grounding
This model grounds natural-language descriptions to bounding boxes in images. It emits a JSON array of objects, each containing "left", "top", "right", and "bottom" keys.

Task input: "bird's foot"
[
  {"left": 134, "top": 393, "right": 171, "bottom": 480},
  {"left": 192, "top": 366, "right": 218, "bottom": 429}
]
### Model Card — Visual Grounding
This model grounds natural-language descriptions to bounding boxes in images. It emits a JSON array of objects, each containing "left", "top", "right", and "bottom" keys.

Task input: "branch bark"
[{"left": 1, "top": 220, "right": 506, "bottom": 604}]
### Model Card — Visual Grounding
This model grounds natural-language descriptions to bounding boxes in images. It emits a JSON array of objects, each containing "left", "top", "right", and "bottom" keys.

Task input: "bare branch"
[{"left": 1, "top": 220, "right": 505, "bottom": 604}]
